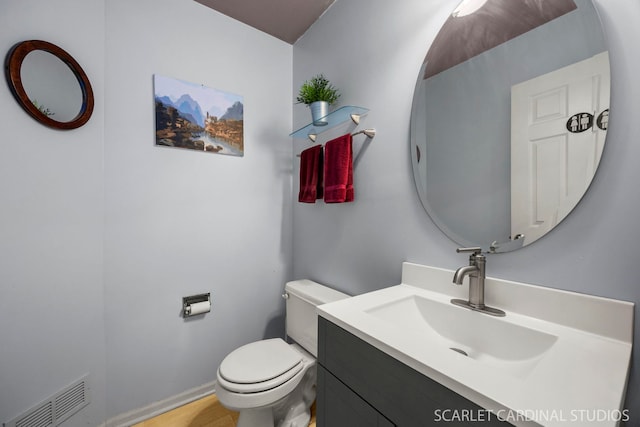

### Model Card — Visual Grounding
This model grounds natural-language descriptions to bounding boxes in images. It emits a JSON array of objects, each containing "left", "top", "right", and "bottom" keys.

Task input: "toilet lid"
[{"left": 219, "top": 338, "right": 303, "bottom": 385}]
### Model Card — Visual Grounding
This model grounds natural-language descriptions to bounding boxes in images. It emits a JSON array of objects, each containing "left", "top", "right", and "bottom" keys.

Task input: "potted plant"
[{"left": 296, "top": 74, "right": 340, "bottom": 126}]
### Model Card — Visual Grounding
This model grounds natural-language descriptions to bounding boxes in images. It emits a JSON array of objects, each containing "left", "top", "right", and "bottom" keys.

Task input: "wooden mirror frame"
[{"left": 4, "top": 40, "right": 94, "bottom": 130}]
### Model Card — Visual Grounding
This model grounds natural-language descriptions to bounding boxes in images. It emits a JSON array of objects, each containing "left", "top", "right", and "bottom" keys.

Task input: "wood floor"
[{"left": 133, "top": 394, "right": 316, "bottom": 427}]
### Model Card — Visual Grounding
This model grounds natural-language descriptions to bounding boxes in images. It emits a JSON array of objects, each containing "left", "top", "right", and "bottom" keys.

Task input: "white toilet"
[{"left": 215, "top": 279, "right": 349, "bottom": 427}]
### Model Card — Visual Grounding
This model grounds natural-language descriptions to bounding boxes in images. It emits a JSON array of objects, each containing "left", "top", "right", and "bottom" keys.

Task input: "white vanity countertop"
[{"left": 317, "top": 263, "right": 633, "bottom": 427}]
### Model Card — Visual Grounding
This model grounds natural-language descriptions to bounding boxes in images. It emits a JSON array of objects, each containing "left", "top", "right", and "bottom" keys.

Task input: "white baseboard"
[{"left": 104, "top": 381, "right": 217, "bottom": 427}]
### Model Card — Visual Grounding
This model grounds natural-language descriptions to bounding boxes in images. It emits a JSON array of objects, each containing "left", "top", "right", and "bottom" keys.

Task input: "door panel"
[{"left": 511, "top": 52, "right": 609, "bottom": 244}]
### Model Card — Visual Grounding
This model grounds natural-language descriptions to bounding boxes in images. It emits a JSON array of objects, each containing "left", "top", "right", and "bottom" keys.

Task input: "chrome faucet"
[{"left": 451, "top": 247, "right": 505, "bottom": 317}]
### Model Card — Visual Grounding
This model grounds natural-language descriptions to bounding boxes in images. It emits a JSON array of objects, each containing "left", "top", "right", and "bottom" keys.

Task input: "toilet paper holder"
[{"left": 183, "top": 293, "right": 211, "bottom": 317}]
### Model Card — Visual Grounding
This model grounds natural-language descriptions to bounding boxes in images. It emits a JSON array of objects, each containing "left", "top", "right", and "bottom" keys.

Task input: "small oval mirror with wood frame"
[{"left": 4, "top": 40, "right": 94, "bottom": 130}]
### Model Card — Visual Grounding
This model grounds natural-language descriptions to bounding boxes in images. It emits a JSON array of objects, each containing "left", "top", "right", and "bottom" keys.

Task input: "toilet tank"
[{"left": 284, "top": 279, "right": 350, "bottom": 357}]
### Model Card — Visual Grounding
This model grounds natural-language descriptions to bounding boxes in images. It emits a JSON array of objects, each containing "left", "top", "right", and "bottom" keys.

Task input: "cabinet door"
[
  {"left": 317, "top": 365, "right": 395, "bottom": 427},
  {"left": 318, "top": 318, "right": 512, "bottom": 426}
]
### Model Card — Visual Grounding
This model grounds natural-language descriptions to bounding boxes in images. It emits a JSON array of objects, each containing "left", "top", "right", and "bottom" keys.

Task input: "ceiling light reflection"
[{"left": 452, "top": 0, "right": 489, "bottom": 17}]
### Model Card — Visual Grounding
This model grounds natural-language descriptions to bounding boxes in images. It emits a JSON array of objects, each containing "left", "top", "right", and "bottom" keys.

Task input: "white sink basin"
[
  {"left": 317, "top": 263, "right": 633, "bottom": 427},
  {"left": 365, "top": 295, "right": 558, "bottom": 379}
]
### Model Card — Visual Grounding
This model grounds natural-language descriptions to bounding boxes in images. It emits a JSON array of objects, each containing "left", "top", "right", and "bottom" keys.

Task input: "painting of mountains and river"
[{"left": 154, "top": 74, "right": 244, "bottom": 156}]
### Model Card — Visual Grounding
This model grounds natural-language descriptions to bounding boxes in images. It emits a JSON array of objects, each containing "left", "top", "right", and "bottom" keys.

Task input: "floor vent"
[{"left": 4, "top": 375, "right": 90, "bottom": 427}]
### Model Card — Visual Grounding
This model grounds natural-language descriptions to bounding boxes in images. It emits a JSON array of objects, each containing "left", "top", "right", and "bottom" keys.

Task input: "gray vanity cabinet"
[
  {"left": 317, "top": 317, "right": 512, "bottom": 426},
  {"left": 318, "top": 366, "right": 394, "bottom": 426}
]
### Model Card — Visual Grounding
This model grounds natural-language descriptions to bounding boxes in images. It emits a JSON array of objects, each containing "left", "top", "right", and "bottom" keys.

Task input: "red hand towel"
[
  {"left": 324, "top": 133, "right": 354, "bottom": 203},
  {"left": 298, "top": 144, "right": 323, "bottom": 203}
]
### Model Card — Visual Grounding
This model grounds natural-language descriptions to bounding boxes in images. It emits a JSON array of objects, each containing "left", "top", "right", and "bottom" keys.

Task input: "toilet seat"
[{"left": 218, "top": 338, "right": 304, "bottom": 393}]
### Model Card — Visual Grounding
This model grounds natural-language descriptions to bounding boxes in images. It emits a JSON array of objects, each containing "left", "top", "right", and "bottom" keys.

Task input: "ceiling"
[
  {"left": 195, "top": 0, "right": 578, "bottom": 68},
  {"left": 424, "top": 0, "right": 577, "bottom": 78},
  {"left": 194, "top": 0, "right": 336, "bottom": 44}
]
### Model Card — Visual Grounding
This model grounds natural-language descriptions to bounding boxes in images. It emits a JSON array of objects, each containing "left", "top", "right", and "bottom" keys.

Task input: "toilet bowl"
[{"left": 215, "top": 280, "right": 349, "bottom": 427}]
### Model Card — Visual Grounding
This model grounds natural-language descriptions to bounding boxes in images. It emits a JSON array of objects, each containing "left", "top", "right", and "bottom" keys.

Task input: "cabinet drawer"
[
  {"left": 318, "top": 365, "right": 395, "bottom": 427},
  {"left": 318, "top": 317, "right": 511, "bottom": 426}
]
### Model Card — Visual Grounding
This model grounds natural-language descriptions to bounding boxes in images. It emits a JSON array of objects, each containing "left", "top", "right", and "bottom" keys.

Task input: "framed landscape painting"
[{"left": 154, "top": 74, "right": 244, "bottom": 156}]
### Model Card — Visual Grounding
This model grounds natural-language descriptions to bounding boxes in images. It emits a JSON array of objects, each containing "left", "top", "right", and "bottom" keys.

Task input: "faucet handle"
[
  {"left": 456, "top": 247, "right": 482, "bottom": 255},
  {"left": 457, "top": 247, "right": 484, "bottom": 262}
]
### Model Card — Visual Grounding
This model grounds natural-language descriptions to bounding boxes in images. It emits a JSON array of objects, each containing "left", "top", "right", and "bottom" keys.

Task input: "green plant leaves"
[{"left": 296, "top": 74, "right": 340, "bottom": 105}]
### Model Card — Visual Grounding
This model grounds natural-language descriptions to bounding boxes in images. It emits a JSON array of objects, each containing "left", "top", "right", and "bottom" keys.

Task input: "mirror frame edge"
[
  {"left": 410, "top": 62, "right": 484, "bottom": 252},
  {"left": 409, "top": 0, "right": 611, "bottom": 254},
  {"left": 4, "top": 40, "right": 94, "bottom": 130}
]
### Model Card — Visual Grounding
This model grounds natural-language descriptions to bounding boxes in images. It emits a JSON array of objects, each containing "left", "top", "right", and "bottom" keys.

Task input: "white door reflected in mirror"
[{"left": 510, "top": 51, "right": 610, "bottom": 246}]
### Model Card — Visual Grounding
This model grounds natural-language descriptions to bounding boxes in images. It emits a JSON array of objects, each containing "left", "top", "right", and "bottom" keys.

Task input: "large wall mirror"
[
  {"left": 410, "top": 0, "right": 610, "bottom": 253},
  {"left": 5, "top": 40, "right": 94, "bottom": 130}
]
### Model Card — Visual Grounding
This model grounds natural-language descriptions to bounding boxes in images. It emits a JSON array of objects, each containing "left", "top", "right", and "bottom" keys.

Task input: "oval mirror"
[
  {"left": 4, "top": 40, "right": 94, "bottom": 130},
  {"left": 410, "top": 0, "right": 610, "bottom": 253}
]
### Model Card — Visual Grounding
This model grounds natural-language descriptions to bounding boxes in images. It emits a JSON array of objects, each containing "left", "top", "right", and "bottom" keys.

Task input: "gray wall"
[
  {"left": 0, "top": 0, "right": 107, "bottom": 425},
  {"left": 104, "top": 0, "right": 293, "bottom": 418},
  {"left": 293, "top": 0, "right": 640, "bottom": 417},
  {"left": 0, "top": 0, "right": 293, "bottom": 423}
]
